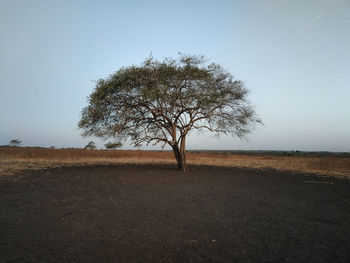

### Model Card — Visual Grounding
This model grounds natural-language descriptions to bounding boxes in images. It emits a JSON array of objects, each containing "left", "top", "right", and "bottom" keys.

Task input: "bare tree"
[{"left": 79, "top": 54, "right": 261, "bottom": 171}]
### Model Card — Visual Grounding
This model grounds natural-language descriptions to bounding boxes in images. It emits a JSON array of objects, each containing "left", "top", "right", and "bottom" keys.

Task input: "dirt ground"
[{"left": 0, "top": 164, "right": 349, "bottom": 262}]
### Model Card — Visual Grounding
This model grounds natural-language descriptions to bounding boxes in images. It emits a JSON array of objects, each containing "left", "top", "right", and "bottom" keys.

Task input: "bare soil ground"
[{"left": 1, "top": 164, "right": 349, "bottom": 262}]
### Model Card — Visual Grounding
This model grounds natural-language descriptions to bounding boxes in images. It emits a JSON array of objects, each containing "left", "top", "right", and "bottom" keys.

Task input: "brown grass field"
[{"left": 1, "top": 147, "right": 349, "bottom": 178}]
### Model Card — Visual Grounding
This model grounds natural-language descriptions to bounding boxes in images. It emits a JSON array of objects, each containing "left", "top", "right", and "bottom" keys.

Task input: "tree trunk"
[
  {"left": 172, "top": 140, "right": 187, "bottom": 171},
  {"left": 180, "top": 135, "right": 186, "bottom": 168}
]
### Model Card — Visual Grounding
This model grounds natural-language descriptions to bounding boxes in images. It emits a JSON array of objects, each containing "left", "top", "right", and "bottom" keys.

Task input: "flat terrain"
[
  {"left": 1, "top": 147, "right": 350, "bottom": 177},
  {"left": 1, "top": 164, "right": 349, "bottom": 262}
]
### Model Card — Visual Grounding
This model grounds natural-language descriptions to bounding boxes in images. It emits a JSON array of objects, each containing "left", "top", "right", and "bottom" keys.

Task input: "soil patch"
[{"left": 1, "top": 164, "right": 349, "bottom": 262}]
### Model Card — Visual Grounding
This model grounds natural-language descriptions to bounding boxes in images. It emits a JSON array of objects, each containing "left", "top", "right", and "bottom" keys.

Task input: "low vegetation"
[
  {"left": 9, "top": 139, "right": 22, "bottom": 147},
  {"left": 0, "top": 147, "right": 349, "bottom": 178},
  {"left": 84, "top": 141, "right": 96, "bottom": 150},
  {"left": 105, "top": 141, "right": 123, "bottom": 150}
]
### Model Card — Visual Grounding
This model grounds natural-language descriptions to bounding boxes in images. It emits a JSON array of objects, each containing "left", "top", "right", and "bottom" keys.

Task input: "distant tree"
[
  {"left": 84, "top": 141, "right": 96, "bottom": 150},
  {"left": 79, "top": 54, "right": 261, "bottom": 171},
  {"left": 105, "top": 141, "right": 122, "bottom": 150},
  {"left": 9, "top": 139, "right": 22, "bottom": 147}
]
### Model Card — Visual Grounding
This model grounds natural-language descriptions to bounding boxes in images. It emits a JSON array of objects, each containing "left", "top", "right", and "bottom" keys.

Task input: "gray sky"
[{"left": 1, "top": 0, "right": 349, "bottom": 151}]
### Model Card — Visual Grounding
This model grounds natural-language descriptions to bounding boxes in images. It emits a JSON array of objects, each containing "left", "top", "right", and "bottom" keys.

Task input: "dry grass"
[
  {"left": 189, "top": 153, "right": 350, "bottom": 178},
  {"left": 0, "top": 147, "right": 349, "bottom": 179}
]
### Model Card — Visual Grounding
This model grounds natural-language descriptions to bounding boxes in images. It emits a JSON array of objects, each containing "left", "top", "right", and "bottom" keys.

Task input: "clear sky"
[{"left": 1, "top": 0, "right": 349, "bottom": 151}]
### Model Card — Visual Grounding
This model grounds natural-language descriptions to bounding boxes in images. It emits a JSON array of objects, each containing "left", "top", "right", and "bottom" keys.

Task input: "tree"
[
  {"left": 10, "top": 139, "right": 22, "bottom": 147},
  {"left": 105, "top": 141, "right": 123, "bottom": 150},
  {"left": 79, "top": 54, "right": 261, "bottom": 171},
  {"left": 84, "top": 141, "right": 96, "bottom": 150}
]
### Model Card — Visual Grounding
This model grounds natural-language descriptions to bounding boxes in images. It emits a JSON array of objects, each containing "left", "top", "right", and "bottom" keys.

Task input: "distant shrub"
[
  {"left": 9, "top": 139, "right": 22, "bottom": 147},
  {"left": 105, "top": 141, "right": 122, "bottom": 150},
  {"left": 84, "top": 141, "right": 96, "bottom": 150}
]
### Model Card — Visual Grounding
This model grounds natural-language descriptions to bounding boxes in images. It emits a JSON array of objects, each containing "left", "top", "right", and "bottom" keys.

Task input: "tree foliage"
[{"left": 79, "top": 54, "right": 261, "bottom": 170}]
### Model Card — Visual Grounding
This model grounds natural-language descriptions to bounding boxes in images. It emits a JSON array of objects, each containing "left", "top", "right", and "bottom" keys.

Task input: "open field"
[
  {"left": 1, "top": 147, "right": 349, "bottom": 178},
  {"left": 1, "top": 164, "right": 349, "bottom": 262}
]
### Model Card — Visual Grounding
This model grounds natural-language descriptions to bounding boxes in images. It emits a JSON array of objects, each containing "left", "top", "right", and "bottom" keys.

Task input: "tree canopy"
[{"left": 79, "top": 54, "right": 261, "bottom": 170}]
